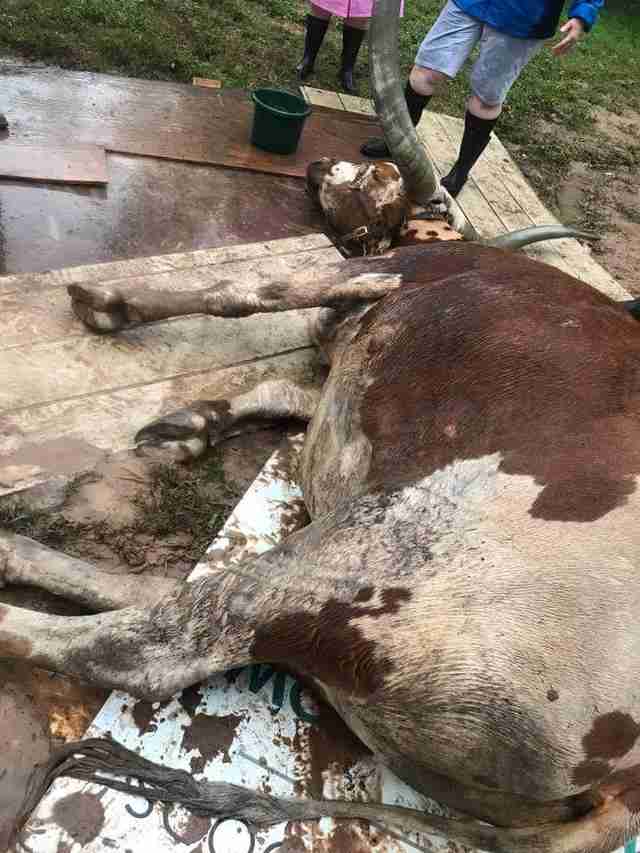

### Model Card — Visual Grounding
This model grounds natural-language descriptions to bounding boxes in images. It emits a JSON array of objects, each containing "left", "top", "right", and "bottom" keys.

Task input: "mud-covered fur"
[
  {"left": 307, "top": 157, "right": 410, "bottom": 256},
  {"left": 4, "top": 243, "right": 640, "bottom": 853}
]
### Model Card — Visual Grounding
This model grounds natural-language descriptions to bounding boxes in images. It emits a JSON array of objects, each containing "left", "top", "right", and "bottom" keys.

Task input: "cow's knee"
[{"left": 410, "top": 65, "right": 449, "bottom": 96}]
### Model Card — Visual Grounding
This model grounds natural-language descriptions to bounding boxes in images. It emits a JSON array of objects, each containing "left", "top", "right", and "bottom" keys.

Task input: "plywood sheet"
[
  {"left": 0, "top": 65, "right": 381, "bottom": 180},
  {"left": 0, "top": 143, "right": 108, "bottom": 185}
]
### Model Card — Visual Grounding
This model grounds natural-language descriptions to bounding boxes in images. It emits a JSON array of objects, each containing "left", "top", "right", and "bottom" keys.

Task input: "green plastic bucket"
[{"left": 250, "top": 88, "right": 312, "bottom": 155}]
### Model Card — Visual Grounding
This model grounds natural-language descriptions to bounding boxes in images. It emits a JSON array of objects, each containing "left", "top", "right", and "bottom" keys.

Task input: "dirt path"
[{"left": 515, "top": 106, "right": 640, "bottom": 296}]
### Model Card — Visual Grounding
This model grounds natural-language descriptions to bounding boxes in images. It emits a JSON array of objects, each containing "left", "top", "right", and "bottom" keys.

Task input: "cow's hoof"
[
  {"left": 68, "top": 284, "right": 133, "bottom": 333},
  {"left": 134, "top": 408, "right": 209, "bottom": 463}
]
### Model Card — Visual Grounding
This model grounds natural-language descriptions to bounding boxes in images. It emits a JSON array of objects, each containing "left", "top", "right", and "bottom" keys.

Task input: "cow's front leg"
[
  {"left": 135, "top": 379, "right": 321, "bottom": 462},
  {"left": 68, "top": 256, "right": 403, "bottom": 333},
  {"left": 0, "top": 532, "right": 178, "bottom": 612},
  {"left": 68, "top": 284, "right": 209, "bottom": 333}
]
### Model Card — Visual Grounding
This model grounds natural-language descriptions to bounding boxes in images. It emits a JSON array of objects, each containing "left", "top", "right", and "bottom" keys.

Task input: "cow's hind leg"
[
  {"left": 0, "top": 532, "right": 178, "bottom": 612},
  {"left": 0, "top": 573, "right": 255, "bottom": 699},
  {"left": 135, "top": 379, "right": 321, "bottom": 462}
]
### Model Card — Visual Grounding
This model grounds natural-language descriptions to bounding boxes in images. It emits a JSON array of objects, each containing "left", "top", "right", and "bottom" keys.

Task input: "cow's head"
[
  {"left": 306, "top": 0, "right": 442, "bottom": 256},
  {"left": 307, "top": 157, "right": 410, "bottom": 256}
]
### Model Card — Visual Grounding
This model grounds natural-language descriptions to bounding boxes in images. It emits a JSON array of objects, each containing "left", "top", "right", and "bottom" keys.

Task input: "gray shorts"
[{"left": 415, "top": 0, "right": 545, "bottom": 106}]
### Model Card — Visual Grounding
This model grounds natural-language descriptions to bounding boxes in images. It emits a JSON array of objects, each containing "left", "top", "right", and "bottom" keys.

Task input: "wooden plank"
[
  {"left": 0, "top": 233, "right": 334, "bottom": 296},
  {"left": 0, "top": 309, "right": 317, "bottom": 413},
  {"left": 339, "top": 93, "right": 375, "bottom": 115},
  {"left": 0, "top": 143, "right": 108, "bottom": 185},
  {"left": 426, "top": 112, "right": 623, "bottom": 297},
  {"left": 0, "top": 246, "right": 339, "bottom": 350},
  {"left": 478, "top": 133, "right": 627, "bottom": 298},
  {"left": 417, "top": 113, "right": 505, "bottom": 239},
  {"left": 0, "top": 348, "right": 320, "bottom": 496},
  {"left": 192, "top": 77, "right": 221, "bottom": 89},
  {"left": 301, "top": 86, "right": 345, "bottom": 110}
]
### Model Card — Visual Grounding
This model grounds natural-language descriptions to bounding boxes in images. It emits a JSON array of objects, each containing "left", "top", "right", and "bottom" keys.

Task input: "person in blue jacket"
[{"left": 361, "top": 0, "right": 604, "bottom": 197}]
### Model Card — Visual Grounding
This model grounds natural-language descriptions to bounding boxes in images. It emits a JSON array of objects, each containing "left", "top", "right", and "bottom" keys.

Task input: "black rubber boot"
[
  {"left": 360, "top": 82, "right": 432, "bottom": 158},
  {"left": 0, "top": 114, "right": 7, "bottom": 131},
  {"left": 339, "top": 25, "right": 366, "bottom": 94},
  {"left": 441, "top": 111, "right": 498, "bottom": 197},
  {"left": 296, "top": 14, "right": 330, "bottom": 80}
]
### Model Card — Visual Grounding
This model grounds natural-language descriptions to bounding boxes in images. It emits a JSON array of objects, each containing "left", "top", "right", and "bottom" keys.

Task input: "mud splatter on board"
[
  {"left": 52, "top": 791, "right": 105, "bottom": 845},
  {"left": 181, "top": 712, "right": 245, "bottom": 773}
]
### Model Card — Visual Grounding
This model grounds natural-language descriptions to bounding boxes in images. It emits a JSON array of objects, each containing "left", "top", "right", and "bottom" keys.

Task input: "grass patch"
[
  {"left": 0, "top": 451, "right": 235, "bottom": 569},
  {"left": 1, "top": 0, "right": 637, "bottom": 119}
]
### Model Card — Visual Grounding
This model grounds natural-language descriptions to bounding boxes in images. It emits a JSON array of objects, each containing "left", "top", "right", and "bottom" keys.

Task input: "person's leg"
[
  {"left": 361, "top": 0, "right": 481, "bottom": 158},
  {"left": 0, "top": 114, "right": 7, "bottom": 131},
  {"left": 441, "top": 27, "right": 544, "bottom": 197},
  {"left": 297, "top": 4, "right": 332, "bottom": 80},
  {"left": 340, "top": 16, "right": 368, "bottom": 94}
]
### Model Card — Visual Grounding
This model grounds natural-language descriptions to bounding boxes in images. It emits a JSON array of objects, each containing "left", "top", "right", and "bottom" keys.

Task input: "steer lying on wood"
[{"left": 3, "top": 240, "right": 640, "bottom": 853}]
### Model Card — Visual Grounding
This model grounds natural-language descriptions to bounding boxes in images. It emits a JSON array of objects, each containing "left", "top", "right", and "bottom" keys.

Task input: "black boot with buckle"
[
  {"left": 296, "top": 14, "right": 330, "bottom": 80},
  {"left": 361, "top": 81, "right": 432, "bottom": 158},
  {"left": 339, "top": 24, "right": 366, "bottom": 95},
  {"left": 0, "top": 114, "right": 8, "bottom": 131},
  {"left": 441, "top": 111, "right": 498, "bottom": 198}
]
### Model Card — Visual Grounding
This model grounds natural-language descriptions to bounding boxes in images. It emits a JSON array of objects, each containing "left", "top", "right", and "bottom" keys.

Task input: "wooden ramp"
[{"left": 302, "top": 87, "right": 627, "bottom": 301}]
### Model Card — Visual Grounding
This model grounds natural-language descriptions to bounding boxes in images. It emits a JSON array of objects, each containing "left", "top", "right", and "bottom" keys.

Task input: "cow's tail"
[{"left": 13, "top": 737, "right": 640, "bottom": 853}]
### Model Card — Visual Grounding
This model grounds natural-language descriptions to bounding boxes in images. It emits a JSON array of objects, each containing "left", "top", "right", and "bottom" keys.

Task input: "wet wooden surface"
[
  {"left": 0, "top": 63, "right": 332, "bottom": 276},
  {"left": 0, "top": 150, "right": 326, "bottom": 276},
  {"left": 0, "top": 63, "right": 380, "bottom": 179},
  {"left": 0, "top": 143, "right": 108, "bottom": 185}
]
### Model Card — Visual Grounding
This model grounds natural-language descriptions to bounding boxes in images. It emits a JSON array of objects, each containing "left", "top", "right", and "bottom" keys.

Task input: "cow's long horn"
[
  {"left": 368, "top": 0, "right": 476, "bottom": 240},
  {"left": 369, "top": 0, "right": 438, "bottom": 204},
  {"left": 480, "top": 225, "right": 599, "bottom": 251}
]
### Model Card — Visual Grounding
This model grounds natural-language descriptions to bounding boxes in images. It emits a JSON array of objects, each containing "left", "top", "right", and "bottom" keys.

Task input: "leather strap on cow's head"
[{"left": 336, "top": 217, "right": 389, "bottom": 257}]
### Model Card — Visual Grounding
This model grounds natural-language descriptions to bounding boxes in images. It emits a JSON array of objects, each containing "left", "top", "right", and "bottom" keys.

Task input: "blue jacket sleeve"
[{"left": 568, "top": 0, "right": 604, "bottom": 30}]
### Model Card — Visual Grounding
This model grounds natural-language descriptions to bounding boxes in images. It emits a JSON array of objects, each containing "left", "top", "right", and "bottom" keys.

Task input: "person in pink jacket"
[{"left": 296, "top": 0, "right": 373, "bottom": 94}]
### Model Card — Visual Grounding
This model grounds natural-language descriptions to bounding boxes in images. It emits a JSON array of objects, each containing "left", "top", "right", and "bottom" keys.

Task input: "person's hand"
[{"left": 552, "top": 18, "right": 585, "bottom": 56}]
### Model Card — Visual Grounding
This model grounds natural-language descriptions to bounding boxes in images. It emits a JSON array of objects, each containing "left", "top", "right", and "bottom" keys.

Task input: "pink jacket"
[{"left": 313, "top": 0, "right": 404, "bottom": 17}]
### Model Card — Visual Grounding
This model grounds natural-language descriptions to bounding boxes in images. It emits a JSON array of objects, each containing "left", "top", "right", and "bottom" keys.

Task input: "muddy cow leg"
[
  {"left": 0, "top": 572, "right": 256, "bottom": 700},
  {"left": 67, "top": 258, "right": 404, "bottom": 333},
  {"left": 135, "top": 379, "right": 321, "bottom": 462},
  {"left": 0, "top": 532, "right": 178, "bottom": 612}
]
